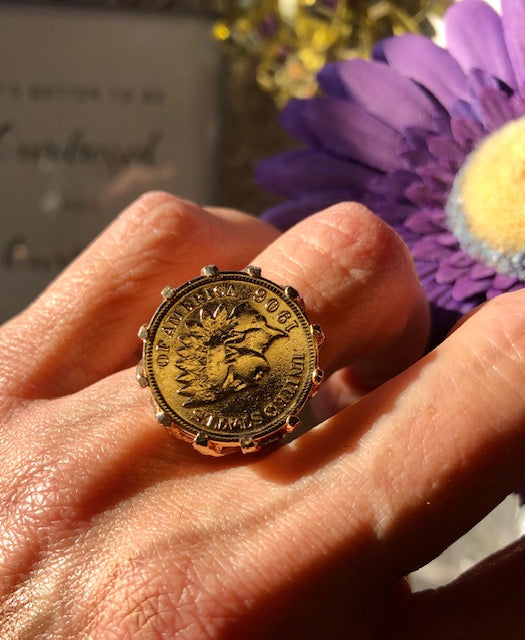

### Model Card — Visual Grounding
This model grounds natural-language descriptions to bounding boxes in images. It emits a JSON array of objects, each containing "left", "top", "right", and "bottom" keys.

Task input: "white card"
[{"left": 0, "top": 6, "right": 221, "bottom": 320}]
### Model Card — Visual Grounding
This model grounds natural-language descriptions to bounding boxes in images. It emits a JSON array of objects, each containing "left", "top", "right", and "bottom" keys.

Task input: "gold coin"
[{"left": 137, "top": 265, "right": 324, "bottom": 455}]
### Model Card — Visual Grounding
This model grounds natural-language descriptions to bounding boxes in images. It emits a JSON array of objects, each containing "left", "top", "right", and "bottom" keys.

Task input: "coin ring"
[{"left": 137, "top": 266, "right": 324, "bottom": 455}]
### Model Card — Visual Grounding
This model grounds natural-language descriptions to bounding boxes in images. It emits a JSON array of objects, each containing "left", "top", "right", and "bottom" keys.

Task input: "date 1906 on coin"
[{"left": 137, "top": 265, "right": 324, "bottom": 455}]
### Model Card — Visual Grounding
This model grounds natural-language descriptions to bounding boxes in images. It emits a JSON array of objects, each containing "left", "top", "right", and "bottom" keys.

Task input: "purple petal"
[
  {"left": 450, "top": 116, "right": 486, "bottom": 150},
  {"left": 404, "top": 214, "right": 436, "bottom": 235},
  {"left": 331, "top": 58, "right": 438, "bottom": 132},
  {"left": 435, "top": 262, "right": 468, "bottom": 284},
  {"left": 317, "top": 62, "right": 347, "bottom": 99},
  {"left": 421, "top": 277, "right": 455, "bottom": 304},
  {"left": 404, "top": 182, "right": 446, "bottom": 207},
  {"left": 465, "top": 69, "right": 500, "bottom": 120},
  {"left": 436, "top": 287, "right": 458, "bottom": 309},
  {"left": 432, "top": 111, "right": 454, "bottom": 136},
  {"left": 281, "top": 100, "right": 320, "bottom": 147},
  {"left": 459, "top": 300, "right": 480, "bottom": 314},
  {"left": 256, "top": 150, "right": 376, "bottom": 197},
  {"left": 470, "top": 262, "right": 496, "bottom": 280},
  {"left": 363, "top": 199, "right": 416, "bottom": 226},
  {"left": 390, "top": 224, "right": 419, "bottom": 247},
  {"left": 445, "top": 0, "right": 516, "bottom": 89},
  {"left": 411, "top": 235, "right": 452, "bottom": 260},
  {"left": 510, "top": 93, "right": 525, "bottom": 118},
  {"left": 379, "top": 34, "right": 469, "bottom": 110},
  {"left": 367, "top": 170, "right": 415, "bottom": 197},
  {"left": 491, "top": 273, "right": 520, "bottom": 289},
  {"left": 485, "top": 287, "right": 500, "bottom": 300},
  {"left": 452, "top": 274, "right": 491, "bottom": 300},
  {"left": 404, "top": 126, "right": 434, "bottom": 148},
  {"left": 297, "top": 98, "right": 403, "bottom": 172},
  {"left": 404, "top": 209, "right": 447, "bottom": 234},
  {"left": 487, "top": 280, "right": 524, "bottom": 298},
  {"left": 400, "top": 147, "right": 434, "bottom": 169},
  {"left": 449, "top": 99, "right": 478, "bottom": 120},
  {"left": 467, "top": 67, "right": 500, "bottom": 95},
  {"left": 501, "top": 0, "right": 525, "bottom": 92},
  {"left": 415, "top": 260, "right": 439, "bottom": 279},
  {"left": 447, "top": 250, "right": 476, "bottom": 268},
  {"left": 477, "top": 86, "right": 515, "bottom": 131},
  {"left": 427, "top": 136, "right": 465, "bottom": 167},
  {"left": 417, "top": 162, "right": 455, "bottom": 189},
  {"left": 426, "top": 135, "right": 465, "bottom": 170},
  {"left": 436, "top": 232, "right": 459, "bottom": 247},
  {"left": 261, "top": 192, "right": 354, "bottom": 230}
]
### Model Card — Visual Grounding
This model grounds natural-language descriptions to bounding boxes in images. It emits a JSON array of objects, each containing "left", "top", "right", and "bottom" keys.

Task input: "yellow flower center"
[
  {"left": 461, "top": 117, "right": 525, "bottom": 251},
  {"left": 447, "top": 116, "right": 525, "bottom": 277}
]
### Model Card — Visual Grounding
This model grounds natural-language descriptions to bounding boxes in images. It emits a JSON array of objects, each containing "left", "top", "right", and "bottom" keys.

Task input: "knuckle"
[
  {"left": 309, "top": 202, "right": 412, "bottom": 275},
  {"left": 0, "top": 446, "right": 74, "bottom": 533},
  {"left": 110, "top": 194, "right": 208, "bottom": 277},
  {"left": 0, "top": 442, "right": 84, "bottom": 593},
  {"left": 352, "top": 213, "right": 412, "bottom": 277},
  {"left": 89, "top": 552, "right": 217, "bottom": 640},
  {"left": 477, "top": 290, "right": 525, "bottom": 365},
  {"left": 132, "top": 190, "right": 178, "bottom": 212},
  {"left": 125, "top": 192, "right": 201, "bottom": 241}
]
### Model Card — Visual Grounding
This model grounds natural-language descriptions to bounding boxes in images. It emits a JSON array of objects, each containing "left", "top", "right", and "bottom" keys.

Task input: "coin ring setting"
[{"left": 137, "top": 265, "right": 324, "bottom": 456}]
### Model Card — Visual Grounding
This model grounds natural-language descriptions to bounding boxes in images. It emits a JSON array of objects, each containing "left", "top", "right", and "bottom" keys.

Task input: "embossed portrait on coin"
[{"left": 174, "top": 302, "right": 286, "bottom": 406}]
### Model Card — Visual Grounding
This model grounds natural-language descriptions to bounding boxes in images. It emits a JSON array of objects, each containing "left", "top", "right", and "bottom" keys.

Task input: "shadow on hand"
[
  {"left": 252, "top": 353, "right": 436, "bottom": 484},
  {"left": 84, "top": 353, "right": 434, "bottom": 519}
]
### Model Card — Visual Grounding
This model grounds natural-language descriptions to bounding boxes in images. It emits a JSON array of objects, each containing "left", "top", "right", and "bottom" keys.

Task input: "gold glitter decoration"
[{"left": 215, "top": 0, "right": 451, "bottom": 105}]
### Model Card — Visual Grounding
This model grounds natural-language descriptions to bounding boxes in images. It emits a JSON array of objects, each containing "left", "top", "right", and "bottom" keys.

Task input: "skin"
[{"left": 0, "top": 192, "right": 524, "bottom": 639}]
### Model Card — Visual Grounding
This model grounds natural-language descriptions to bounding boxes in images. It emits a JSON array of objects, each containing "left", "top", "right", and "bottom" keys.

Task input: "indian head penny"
[{"left": 137, "top": 266, "right": 324, "bottom": 455}]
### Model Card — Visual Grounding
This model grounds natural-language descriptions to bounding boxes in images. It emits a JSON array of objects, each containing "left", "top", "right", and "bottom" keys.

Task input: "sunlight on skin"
[{"left": 1, "top": 194, "right": 525, "bottom": 638}]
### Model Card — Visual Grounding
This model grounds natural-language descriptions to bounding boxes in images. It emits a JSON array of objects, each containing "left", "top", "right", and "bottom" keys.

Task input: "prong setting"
[
  {"left": 243, "top": 265, "right": 261, "bottom": 278},
  {"left": 310, "top": 323, "right": 325, "bottom": 345},
  {"left": 240, "top": 436, "right": 260, "bottom": 454},
  {"left": 201, "top": 264, "right": 219, "bottom": 277},
  {"left": 161, "top": 286, "right": 176, "bottom": 300},
  {"left": 155, "top": 410, "right": 173, "bottom": 427},
  {"left": 136, "top": 360, "right": 149, "bottom": 387},
  {"left": 312, "top": 367, "right": 324, "bottom": 386},
  {"left": 194, "top": 432, "right": 209, "bottom": 448},
  {"left": 137, "top": 324, "right": 149, "bottom": 340},
  {"left": 285, "top": 415, "right": 301, "bottom": 433},
  {"left": 284, "top": 286, "right": 301, "bottom": 302},
  {"left": 193, "top": 433, "right": 224, "bottom": 456}
]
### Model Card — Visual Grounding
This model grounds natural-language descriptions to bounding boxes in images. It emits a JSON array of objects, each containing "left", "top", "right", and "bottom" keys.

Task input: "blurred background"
[{"left": 0, "top": 0, "right": 451, "bottom": 321}]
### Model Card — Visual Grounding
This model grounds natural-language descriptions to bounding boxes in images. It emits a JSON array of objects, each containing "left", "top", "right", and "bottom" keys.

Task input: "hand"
[{"left": 1, "top": 193, "right": 524, "bottom": 639}]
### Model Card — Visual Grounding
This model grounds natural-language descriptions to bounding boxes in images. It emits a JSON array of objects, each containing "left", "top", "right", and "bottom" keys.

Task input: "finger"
[
  {"left": 80, "top": 202, "right": 429, "bottom": 443},
  {"left": 96, "top": 201, "right": 429, "bottom": 433},
  {"left": 0, "top": 201, "right": 431, "bottom": 611},
  {"left": 257, "top": 288, "right": 525, "bottom": 583},
  {"left": 0, "top": 193, "right": 279, "bottom": 399},
  {"left": 390, "top": 536, "right": 525, "bottom": 639},
  {"left": 447, "top": 301, "right": 487, "bottom": 335},
  {"left": 0, "top": 202, "right": 431, "bottom": 482},
  {"left": 254, "top": 202, "right": 430, "bottom": 384},
  {"left": 371, "top": 290, "right": 525, "bottom": 578}
]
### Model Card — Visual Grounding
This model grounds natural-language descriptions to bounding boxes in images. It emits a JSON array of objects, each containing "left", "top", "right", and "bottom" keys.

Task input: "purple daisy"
[{"left": 257, "top": 0, "right": 525, "bottom": 340}]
